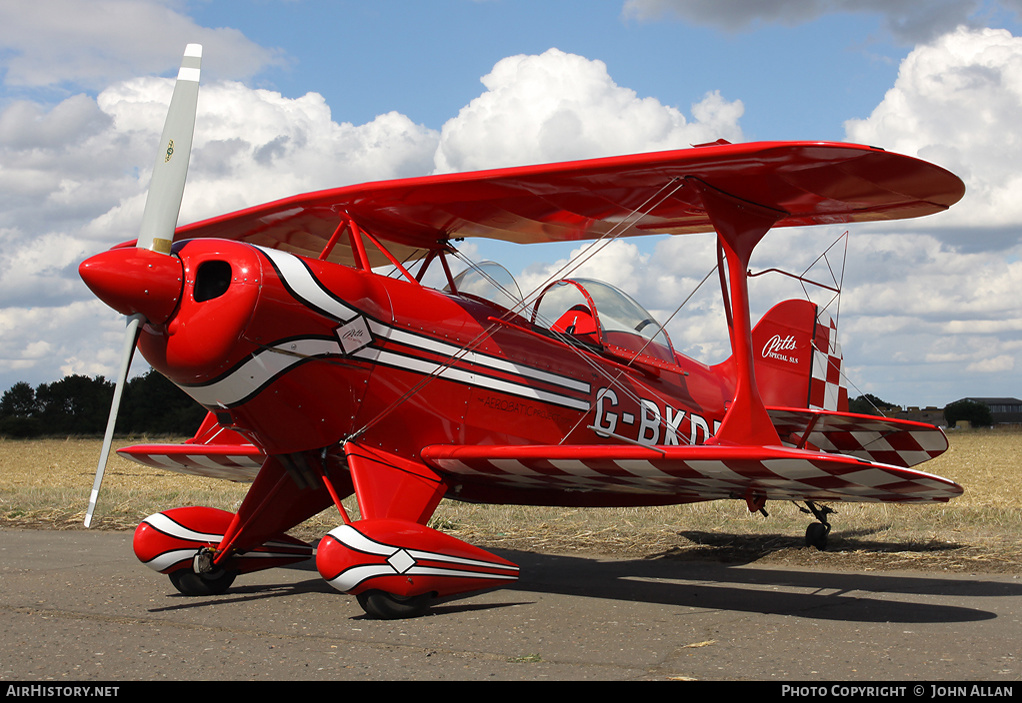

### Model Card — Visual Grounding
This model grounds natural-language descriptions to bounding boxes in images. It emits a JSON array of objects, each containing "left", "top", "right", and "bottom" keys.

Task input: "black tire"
[
  {"left": 356, "top": 590, "right": 433, "bottom": 619},
  {"left": 805, "top": 522, "right": 829, "bottom": 551},
  {"left": 169, "top": 568, "right": 237, "bottom": 596}
]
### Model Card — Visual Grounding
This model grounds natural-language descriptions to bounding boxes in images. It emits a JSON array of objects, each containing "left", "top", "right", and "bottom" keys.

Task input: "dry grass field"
[{"left": 2, "top": 430, "right": 1020, "bottom": 573}]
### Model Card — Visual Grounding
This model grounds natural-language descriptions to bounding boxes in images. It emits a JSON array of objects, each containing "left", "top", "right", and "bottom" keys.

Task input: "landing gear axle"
[{"left": 168, "top": 547, "right": 237, "bottom": 596}]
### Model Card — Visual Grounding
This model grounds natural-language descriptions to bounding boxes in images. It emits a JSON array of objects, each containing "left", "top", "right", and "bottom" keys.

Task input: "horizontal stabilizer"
[
  {"left": 767, "top": 407, "right": 948, "bottom": 468},
  {"left": 422, "top": 441, "right": 962, "bottom": 504}
]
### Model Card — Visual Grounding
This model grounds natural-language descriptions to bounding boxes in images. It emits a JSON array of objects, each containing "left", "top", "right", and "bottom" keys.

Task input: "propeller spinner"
[{"left": 79, "top": 44, "right": 202, "bottom": 527}]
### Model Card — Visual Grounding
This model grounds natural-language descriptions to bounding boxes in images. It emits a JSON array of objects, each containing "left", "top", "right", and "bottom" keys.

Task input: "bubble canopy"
[
  {"left": 533, "top": 278, "right": 676, "bottom": 364},
  {"left": 446, "top": 261, "right": 524, "bottom": 310},
  {"left": 447, "top": 263, "right": 675, "bottom": 365}
]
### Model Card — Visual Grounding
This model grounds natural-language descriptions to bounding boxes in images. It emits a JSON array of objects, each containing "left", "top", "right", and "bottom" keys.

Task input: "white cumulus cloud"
[
  {"left": 847, "top": 26, "right": 1022, "bottom": 239},
  {"left": 0, "top": 74, "right": 438, "bottom": 386},
  {"left": 434, "top": 48, "right": 743, "bottom": 173},
  {"left": 0, "top": 0, "right": 284, "bottom": 89}
]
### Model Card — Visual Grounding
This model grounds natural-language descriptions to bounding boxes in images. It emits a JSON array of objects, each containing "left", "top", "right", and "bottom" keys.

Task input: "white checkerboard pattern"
[
  {"left": 424, "top": 444, "right": 963, "bottom": 504},
  {"left": 809, "top": 312, "right": 847, "bottom": 411},
  {"left": 767, "top": 408, "right": 949, "bottom": 469},
  {"left": 118, "top": 444, "right": 263, "bottom": 481}
]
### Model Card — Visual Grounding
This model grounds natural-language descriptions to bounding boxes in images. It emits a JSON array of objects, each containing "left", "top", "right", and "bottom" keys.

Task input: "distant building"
[
  {"left": 896, "top": 406, "right": 945, "bottom": 426},
  {"left": 954, "top": 397, "right": 1022, "bottom": 426}
]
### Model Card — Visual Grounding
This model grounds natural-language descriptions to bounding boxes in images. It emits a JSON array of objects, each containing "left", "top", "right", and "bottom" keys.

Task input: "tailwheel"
[
  {"left": 356, "top": 590, "right": 434, "bottom": 619},
  {"left": 805, "top": 521, "right": 830, "bottom": 551},
  {"left": 800, "top": 501, "right": 834, "bottom": 551}
]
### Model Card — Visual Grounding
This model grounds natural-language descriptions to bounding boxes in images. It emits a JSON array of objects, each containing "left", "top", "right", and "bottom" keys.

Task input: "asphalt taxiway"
[{"left": 1, "top": 528, "right": 1019, "bottom": 681}]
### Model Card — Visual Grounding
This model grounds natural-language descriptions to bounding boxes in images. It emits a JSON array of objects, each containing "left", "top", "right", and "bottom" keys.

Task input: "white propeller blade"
[
  {"left": 84, "top": 44, "right": 201, "bottom": 527},
  {"left": 137, "top": 43, "right": 202, "bottom": 254},
  {"left": 84, "top": 314, "right": 143, "bottom": 528}
]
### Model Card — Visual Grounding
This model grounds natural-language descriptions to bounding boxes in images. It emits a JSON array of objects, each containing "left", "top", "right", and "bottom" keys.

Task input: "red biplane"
[{"left": 79, "top": 46, "right": 965, "bottom": 618}]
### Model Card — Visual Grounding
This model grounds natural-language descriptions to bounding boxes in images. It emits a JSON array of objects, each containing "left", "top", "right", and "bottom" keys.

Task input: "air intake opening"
[{"left": 194, "top": 260, "right": 232, "bottom": 302}]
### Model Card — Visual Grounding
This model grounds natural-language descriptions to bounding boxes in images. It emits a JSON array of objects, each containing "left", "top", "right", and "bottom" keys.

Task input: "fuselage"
[{"left": 131, "top": 239, "right": 733, "bottom": 463}]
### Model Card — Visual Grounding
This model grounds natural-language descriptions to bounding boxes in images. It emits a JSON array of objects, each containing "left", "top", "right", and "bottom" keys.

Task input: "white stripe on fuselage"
[
  {"left": 177, "top": 248, "right": 590, "bottom": 410},
  {"left": 353, "top": 346, "right": 590, "bottom": 411},
  {"left": 367, "top": 320, "right": 590, "bottom": 395},
  {"left": 182, "top": 338, "right": 341, "bottom": 407},
  {"left": 258, "top": 247, "right": 360, "bottom": 322}
]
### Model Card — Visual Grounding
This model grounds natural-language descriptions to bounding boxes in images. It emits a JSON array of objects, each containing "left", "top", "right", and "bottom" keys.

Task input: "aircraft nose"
[{"left": 79, "top": 247, "right": 184, "bottom": 325}]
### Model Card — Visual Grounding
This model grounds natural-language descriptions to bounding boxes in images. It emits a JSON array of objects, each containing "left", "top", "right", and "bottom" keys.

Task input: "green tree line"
[
  {"left": 0, "top": 371, "right": 206, "bottom": 438},
  {"left": 1, "top": 380, "right": 997, "bottom": 438},
  {"left": 849, "top": 393, "right": 992, "bottom": 427}
]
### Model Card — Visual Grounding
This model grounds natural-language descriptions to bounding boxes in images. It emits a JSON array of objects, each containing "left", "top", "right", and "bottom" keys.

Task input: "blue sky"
[
  {"left": 186, "top": 1, "right": 912, "bottom": 140},
  {"left": 4, "top": 0, "right": 1022, "bottom": 409},
  {"left": 177, "top": 1, "right": 1022, "bottom": 140}
]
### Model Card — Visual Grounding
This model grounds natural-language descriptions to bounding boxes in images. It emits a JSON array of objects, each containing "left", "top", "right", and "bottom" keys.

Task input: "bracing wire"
[{"left": 340, "top": 177, "right": 691, "bottom": 445}]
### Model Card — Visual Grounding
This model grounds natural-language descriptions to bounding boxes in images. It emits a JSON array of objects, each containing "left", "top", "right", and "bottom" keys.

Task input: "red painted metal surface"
[
  {"left": 79, "top": 247, "right": 183, "bottom": 324},
  {"left": 174, "top": 141, "right": 965, "bottom": 264},
  {"left": 133, "top": 507, "right": 313, "bottom": 575},
  {"left": 317, "top": 519, "right": 519, "bottom": 598}
]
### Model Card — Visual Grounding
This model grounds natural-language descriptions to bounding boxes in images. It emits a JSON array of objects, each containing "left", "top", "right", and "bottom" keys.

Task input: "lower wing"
[
  {"left": 421, "top": 442, "right": 962, "bottom": 504},
  {"left": 117, "top": 442, "right": 263, "bottom": 481},
  {"left": 117, "top": 412, "right": 263, "bottom": 482}
]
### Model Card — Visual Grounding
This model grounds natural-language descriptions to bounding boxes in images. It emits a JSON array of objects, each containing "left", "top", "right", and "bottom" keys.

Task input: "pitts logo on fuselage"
[{"left": 592, "top": 388, "right": 720, "bottom": 446}]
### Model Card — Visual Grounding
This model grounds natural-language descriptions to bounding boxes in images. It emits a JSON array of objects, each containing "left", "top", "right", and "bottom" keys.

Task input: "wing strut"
[{"left": 687, "top": 177, "right": 786, "bottom": 447}]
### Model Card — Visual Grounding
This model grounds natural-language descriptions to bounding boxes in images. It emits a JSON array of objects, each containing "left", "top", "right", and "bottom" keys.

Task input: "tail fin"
[
  {"left": 751, "top": 301, "right": 948, "bottom": 470},
  {"left": 751, "top": 299, "right": 847, "bottom": 412}
]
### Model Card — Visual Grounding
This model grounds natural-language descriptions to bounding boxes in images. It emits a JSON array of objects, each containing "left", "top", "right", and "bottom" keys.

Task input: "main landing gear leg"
[{"left": 800, "top": 501, "right": 834, "bottom": 551}]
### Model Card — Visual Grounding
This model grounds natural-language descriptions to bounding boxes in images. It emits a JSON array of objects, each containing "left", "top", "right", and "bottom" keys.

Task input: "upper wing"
[
  {"left": 173, "top": 141, "right": 965, "bottom": 267},
  {"left": 420, "top": 442, "right": 963, "bottom": 505},
  {"left": 767, "top": 407, "right": 949, "bottom": 468}
]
